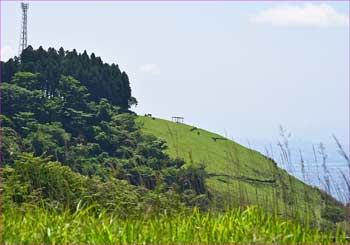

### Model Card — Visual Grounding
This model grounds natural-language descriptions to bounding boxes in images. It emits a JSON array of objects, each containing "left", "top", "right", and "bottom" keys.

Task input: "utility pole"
[{"left": 18, "top": 2, "right": 29, "bottom": 58}]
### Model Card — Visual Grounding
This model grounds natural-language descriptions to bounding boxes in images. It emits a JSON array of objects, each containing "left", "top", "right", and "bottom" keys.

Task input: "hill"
[
  {"left": 1, "top": 47, "right": 346, "bottom": 242},
  {"left": 1, "top": 47, "right": 213, "bottom": 217},
  {"left": 137, "top": 116, "right": 343, "bottom": 224}
]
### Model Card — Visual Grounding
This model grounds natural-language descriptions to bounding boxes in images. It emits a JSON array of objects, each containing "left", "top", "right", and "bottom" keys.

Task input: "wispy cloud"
[
  {"left": 251, "top": 4, "right": 349, "bottom": 27},
  {"left": 1, "top": 45, "right": 16, "bottom": 61},
  {"left": 139, "top": 63, "right": 160, "bottom": 74}
]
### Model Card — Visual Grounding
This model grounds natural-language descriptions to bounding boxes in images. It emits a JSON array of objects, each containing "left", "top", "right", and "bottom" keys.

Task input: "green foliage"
[
  {"left": 12, "top": 112, "right": 37, "bottom": 135},
  {"left": 1, "top": 46, "right": 346, "bottom": 242},
  {"left": 1, "top": 127, "right": 23, "bottom": 165},
  {"left": 2, "top": 46, "right": 133, "bottom": 109},
  {"left": 321, "top": 206, "right": 346, "bottom": 223},
  {"left": 1, "top": 82, "right": 46, "bottom": 118},
  {"left": 178, "top": 164, "right": 208, "bottom": 195},
  {"left": 24, "top": 122, "right": 70, "bottom": 162},
  {"left": 0, "top": 57, "right": 19, "bottom": 82},
  {"left": 3, "top": 205, "right": 348, "bottom": 244},
  {"left": 10, "top": 71, "right": 40, "bottom": 90},
  {"left": 56, "top": 75, "right": 90, "bottom": 110},
  {"left": 1, "top": 58, "right": 209, "bottom": 213},
  {"left": 3, "top": 154, "right": 140, "bottom": 212}
]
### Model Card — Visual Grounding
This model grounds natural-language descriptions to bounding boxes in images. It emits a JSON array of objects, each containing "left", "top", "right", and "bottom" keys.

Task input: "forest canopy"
[
  {"left": 1, "top": 46, "right": 136, "bottom": 110},
  {"left": 1, "top": 47, "right": 209, "bottom": 212}
]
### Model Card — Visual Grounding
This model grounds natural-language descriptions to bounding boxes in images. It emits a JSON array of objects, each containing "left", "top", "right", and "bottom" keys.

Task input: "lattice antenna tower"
[{"left": 18, "top": 2, "right": 29, "bottom": 58}]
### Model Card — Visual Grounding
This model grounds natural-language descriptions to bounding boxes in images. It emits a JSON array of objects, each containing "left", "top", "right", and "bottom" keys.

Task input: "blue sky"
[{"left": 1, "top": 1, "right": 349, "bottom": 152}]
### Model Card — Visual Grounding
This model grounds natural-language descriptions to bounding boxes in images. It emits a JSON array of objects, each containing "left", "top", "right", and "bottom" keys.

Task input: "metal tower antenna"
[{"left": 18, "top": 2, "right": 29, "bottom": 58}]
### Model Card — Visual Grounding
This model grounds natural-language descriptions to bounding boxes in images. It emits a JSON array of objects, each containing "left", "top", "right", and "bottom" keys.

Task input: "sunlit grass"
[
  {"left": 137, "top": 116, "right": 324, "bottom": 215},
  {"left": 3, "top": 205, "right": 347, "bottom": 244}
]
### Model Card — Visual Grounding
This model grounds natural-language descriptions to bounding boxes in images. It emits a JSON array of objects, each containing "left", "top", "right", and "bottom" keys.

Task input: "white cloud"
[
  {"left": 251, "top": 4, "right": 349, "bottom": 27},
  {"left": 139, "top": 63, "right": 160, "bottom": 74},
  {"left": 1, "top": 45, "right": 16, "bottom": 61}
]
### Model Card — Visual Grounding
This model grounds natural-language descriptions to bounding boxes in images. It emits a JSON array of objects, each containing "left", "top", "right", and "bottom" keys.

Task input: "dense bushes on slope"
[
  {"left": 1, "top": 48, "right": 210, "bottom": 211},
  {"left": 3, "top": 153, "right": 188, "bottom": 214}
]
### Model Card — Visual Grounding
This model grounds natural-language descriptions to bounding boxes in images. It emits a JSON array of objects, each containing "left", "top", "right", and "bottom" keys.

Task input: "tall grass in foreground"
[{"left": 3, "top": 205, "right": 347, "bottom": 244}]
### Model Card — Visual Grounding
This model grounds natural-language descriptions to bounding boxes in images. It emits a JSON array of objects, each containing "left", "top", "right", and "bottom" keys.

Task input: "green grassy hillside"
[{"left": 137, "top": 116, "right": 340, "bottom": 223}]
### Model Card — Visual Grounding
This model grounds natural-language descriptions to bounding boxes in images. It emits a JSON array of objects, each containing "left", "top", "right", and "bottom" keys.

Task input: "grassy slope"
[{"left": 137, "top": 116, "right": 329, "bottom": 220}]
